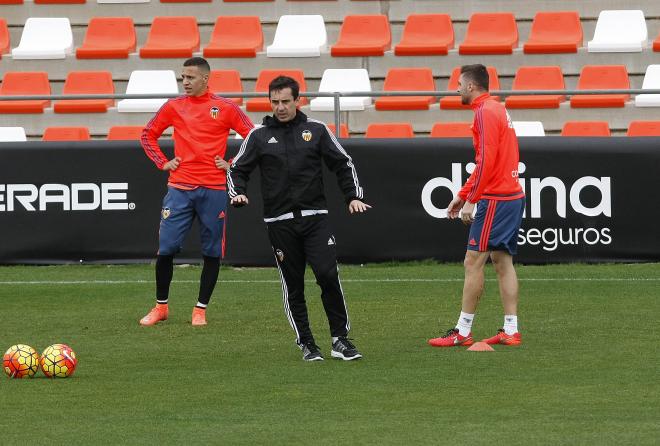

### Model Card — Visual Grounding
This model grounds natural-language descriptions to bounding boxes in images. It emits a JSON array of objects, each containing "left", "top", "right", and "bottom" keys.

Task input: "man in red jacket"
[
  {"left": 428, "top": 64, "right": 525, "bottom": 347},
  {"left": 139, "top": 57, "right": 253, "bottom": 327}
]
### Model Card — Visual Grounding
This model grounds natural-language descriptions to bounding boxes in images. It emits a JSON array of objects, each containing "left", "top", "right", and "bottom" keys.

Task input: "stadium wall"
[{"left": 0, "top": 138, "right": 657, "bottom": 264}]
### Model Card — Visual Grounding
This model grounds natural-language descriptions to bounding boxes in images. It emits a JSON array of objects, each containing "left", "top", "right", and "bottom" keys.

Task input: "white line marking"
[{"left": 0, "top": 278, "right": 658, "bottom": 285}]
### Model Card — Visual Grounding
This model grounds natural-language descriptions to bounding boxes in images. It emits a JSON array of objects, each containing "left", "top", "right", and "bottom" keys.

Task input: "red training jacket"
[
  {"left": 459, "top": 93, "right": 524, "bottom": 203},
  {"left": 141, "top": 91, "right": 254, "bottom": 190}
]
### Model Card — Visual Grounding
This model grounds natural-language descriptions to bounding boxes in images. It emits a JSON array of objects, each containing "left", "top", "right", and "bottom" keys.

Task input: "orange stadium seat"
[
  {"left": 394, "top": 14, "right": 454, "bottom": 56},
  {"left": 331, "top": 15, "right": 391, "bottom": 56},
  {"left": 107, "top": 126, "right": 143, "bottom": 140},
  {"left": 459, "top": 13, "right": 518, "bottom": 55},
  {"left": 140, "top": 17, "right": 199, "bottom": 58},
  {"left": 505, "top": 66, "right": 565, "bottom": 109},
  {"left": 203, "top": 16, "right": 263, "bottom": 58},
  {"left": 54, "top": 71, "right": 114, "bottom": 113},
  {"left": 365, "top": 123, "right": 414, "bottom": 138},
  {"left": 430, "top": 122, "right": 472, "bottom": 137},
  {"left": 208, "top": 70, "right": 243, "bottom": 105},
  {"left": 375, "top": 68, "right": 436, "bottom": 110},
  {"left": 570, "top": 65, "right": 630, "bottom": 108},
  {"left": 246, "top": 69, "right": 307, "bottom": 112},
  {"left": 76, "top": 18, "right": 136, "bottom": 59},
  {"left": 523, "top": 11, "right": 582, "bottom": 54},
  {"left": 0, "top": 19, "right": 9, "bottom": 55},
  {"left": 223, "top": 0, "right": 272, "bottom": 2},
  {"left": 440, "top": 66, "right": 500, "bottom": 110},
  {"left": 43, "top": 127, "right": 91, "bottom": 141},
  {"left": 0, "top": 0, "right": 23, "bottom": 4},
  {"left": 627, "top": 121, "right": 660, "bottom": 136},
  {"left": 327, "top": 123, "right": 349, "bottom": 138},
  {"left": 561, "top": 121, "right": 611, "bottom": 136},
  {"left": 654, "top": 32, "right": 660, "bottom": 51},
  {"left": 0, "top": 72, "right": 51, "bottom": 114}
]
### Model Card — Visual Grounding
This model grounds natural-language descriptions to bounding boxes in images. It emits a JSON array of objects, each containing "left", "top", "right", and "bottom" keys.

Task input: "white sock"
[
  {"left": 455, "top": 312, "right": 475, "bottom": 337},
  {"left": 332, "top": 337, "right": 339, "bottom": 343},
  {"left": 503, "top": 315, "right": 518, "bottom": 335}
]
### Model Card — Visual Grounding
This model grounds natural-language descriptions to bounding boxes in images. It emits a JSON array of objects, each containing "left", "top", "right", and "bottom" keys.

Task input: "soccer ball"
[
  {"left": 3, "top": 344, "right": 40, "bottom": 379},
  {"left": 40, "top": 344, "right": 77, "bottom": 378}
]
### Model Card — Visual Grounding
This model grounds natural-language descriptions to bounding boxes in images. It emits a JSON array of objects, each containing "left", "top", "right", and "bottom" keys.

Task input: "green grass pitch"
[{"left": 1, "top": 262, "right": 659, "bottom": 445}]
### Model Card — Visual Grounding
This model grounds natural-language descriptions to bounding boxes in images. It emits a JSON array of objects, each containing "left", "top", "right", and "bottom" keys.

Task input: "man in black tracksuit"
[{"left": 227, "top": 76, "right": 371, "bottom": 362}]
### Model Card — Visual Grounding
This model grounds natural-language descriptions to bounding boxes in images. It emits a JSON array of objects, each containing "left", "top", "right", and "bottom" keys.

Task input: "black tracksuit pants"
[{"left": 267, "top": 214, "right": 350, "bottom": 346}]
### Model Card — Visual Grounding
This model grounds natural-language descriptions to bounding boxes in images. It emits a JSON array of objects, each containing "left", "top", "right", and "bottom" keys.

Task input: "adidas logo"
[
  {"left": 327, "top": 237, "right": 335, "bottom": 246},
  {"left": 268, "top": 136, "right": 278, "bottom": 143},
  {"left": 469, "top": 238, "right": 477, "bottom": 246}
]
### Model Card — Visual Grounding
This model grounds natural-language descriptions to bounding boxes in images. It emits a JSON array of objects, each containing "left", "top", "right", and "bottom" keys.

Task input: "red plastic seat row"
[{"left": 41, "top": 126, "right": 155, "bottom": 141}]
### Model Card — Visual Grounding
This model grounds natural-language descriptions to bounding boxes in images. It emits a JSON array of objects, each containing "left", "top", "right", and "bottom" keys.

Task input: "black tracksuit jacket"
[{"left": 227, "top": 111, "right": 364, "bottom": 219}]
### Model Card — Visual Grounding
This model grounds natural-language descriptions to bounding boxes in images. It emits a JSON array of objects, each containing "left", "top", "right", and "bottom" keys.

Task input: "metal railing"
[{"left": 3, "top": 89, "right": 660, "bottom": 137}]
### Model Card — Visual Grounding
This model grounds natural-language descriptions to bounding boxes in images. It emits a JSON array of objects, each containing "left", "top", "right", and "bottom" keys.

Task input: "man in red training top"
[
  {"left": 139, "top": 57, "right": 253, "bottom": 327},
  {"left": 428, "top": 64, "right": 525, "bottom": 347}
]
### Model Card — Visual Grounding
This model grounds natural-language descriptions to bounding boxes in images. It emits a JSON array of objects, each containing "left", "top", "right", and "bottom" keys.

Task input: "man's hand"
[
  {"left": 163, "top": 157, "right": 181, "bottom": 171},
  {"left": 447, "top": 196, "right": 465, "bottom": 219},
  {"left": 215, "top": 156, "right": 230, "bottom": 172},
  {"left": 460, "top": 201, "right": 476, "bottom": 225},
  {"left": 348, "top": 200, "right": 372, "bottom": 214},
  {"left": 230, "top": 195, "right": 249, "bottom": 207}
]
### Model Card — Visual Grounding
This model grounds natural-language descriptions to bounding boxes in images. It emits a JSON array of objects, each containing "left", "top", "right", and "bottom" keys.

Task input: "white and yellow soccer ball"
[
  {"left": 40, "top": 344, "right": 77, "bottom": 378},
  {"left": 3, "top": 344, "right": 40, "bottom": 379}
]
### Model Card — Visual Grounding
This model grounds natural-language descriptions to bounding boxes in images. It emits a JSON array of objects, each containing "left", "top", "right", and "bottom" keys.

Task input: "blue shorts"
[
  {"left": 467, "top": 197, "right": 525, "bottom": 255},
  {"left": 158, "top": 187, "right": 227, "bottom": 258}
]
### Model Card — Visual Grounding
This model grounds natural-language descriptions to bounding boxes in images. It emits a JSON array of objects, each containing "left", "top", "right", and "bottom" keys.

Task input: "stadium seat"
[
  {"left": 505, "top": 66, "right": 565, "bottom": 109},
  {"left": 0, "top": 72, "right": 51, "bottom": 114},
  {"left": 570, "top": 65, "right": 630, "bottom": 108},
  {"left": 117, "top": 70, "right": 179, "bottom": 113},
  {"left": 208, "top": 70, "right": 243, "bottom": 105},
  {"left": 587, "top": 10, "right": 647, "bottom": 52},
  {"left": 440, "top": 66, "right": 500, "bottom": 110},
  {"left": 375, "top": 68, "right": 436, "bottom": 110},
  {"left": 0, "top": 19, "right": 9, "bottom": 55},
  {"left": 0, "top": 127, "right": 27, "bottom": 142},
  {"left": 394, "top": 14, "right": 454, "bottom": 56},
  {"left": 654, "top": 32, "right": 660, "bottom": 51},
  {"left": 561, "top": 121, "right": 611, "bottom": 137},
  {"left": 523, "top": 11, "right": 582, "bottom": 54},
  {"left": 430, "top": 122, "right": 472, "bottom": 138},
  {"left": 54, "top": 71, "right": 114, "bottom": 113},
  {"left": 634, "top": 65, "right": 660, "bottom": 107},
  {"left": 0, "top": 0, "right": 23, "bottom": 4},
  {"left": 627, "top": 121, "right": 660, "bottom": 136},
  {"left": 97, "top": 0, "right": 149, "bottom": 4},
  {"left": 310, "top": 69, "right": 371, "bottom": 111},
  {"left": 203, "top": 16, "right": 263, "bottom": 58},
  {"left": 11, "top": 18, "right": 73, "bottom": 59},
  {"left": 246, "top": 69, "right": 307, "bottom": 112},
  {"left": 42, "top": 127, "right": 91, "bottom": 141},
  {"left": 160, "top": 0, "right": 210, "bottom": 3},
  {"left": 459, "top": 13, "right": 518, "bottom": 55},
  {"left": 327, "top": 123, "right": 349, "bottom": 138},
  {"left": 331, "top": 15, "right": 391, "bottom": 56},
  {"left": 223, "top": 0, "right": 272, "bottom": 2},
  {"left": 266, "top": 15, "right": 327, "bottom": 57},
  {"left": 76, "top": 17, "right": 136, "bottom": 59},
  {"left": 139, "top": 17, "right": 199, "bottom": 58},
  {"left": 365, "top": 123, "right": 414, "bottom": 138},
  {"left": 107, "top": 126, "right": 144, "bottom": 140},
  {"left": 34, "top": 0, "right": 84, "bottom": 3},
  {"left": 512, "top": 121, "right": 545, "bottom": 136}
]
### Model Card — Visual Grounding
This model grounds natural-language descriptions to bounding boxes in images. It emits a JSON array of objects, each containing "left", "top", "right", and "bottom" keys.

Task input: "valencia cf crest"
[
  {"left": 161, "top": 207, "right": 171, "bottom": 219},
  {"left": 275, "top": 249, "right": 284, "bottom": 262},
  {"left": 301, "top": 130, "right": 312, "bottom": 142},
  {"left": 210, "top": 106, "right": 219, "bottom": 119}
]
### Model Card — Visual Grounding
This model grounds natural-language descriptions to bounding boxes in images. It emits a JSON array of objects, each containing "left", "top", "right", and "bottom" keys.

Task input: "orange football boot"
[
  {"left": 192, "top": 307, "right": 207, "bottom": 326},
  {"left": 428, "top": 328, "right": 474, "bottom": 347},
  {"left": 139, "top": 304, "right": 168, "bottom": 326},
  {"left": 482, "top": 329, "right": 521, "bottom": 345}
]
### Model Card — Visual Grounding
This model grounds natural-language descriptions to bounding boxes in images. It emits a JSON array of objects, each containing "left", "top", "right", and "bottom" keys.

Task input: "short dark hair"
[
  {"left": 269, "top": 76, "right": 299, "bottom": 100},
  {"left": 460, "top": 64, "right": 489, "bottom": 91},
  {"left": 183, "top": 57, "right": 210, "bottom": 73}
]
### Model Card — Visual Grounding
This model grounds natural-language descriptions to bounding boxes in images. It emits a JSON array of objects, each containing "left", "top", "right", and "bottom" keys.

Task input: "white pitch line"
[{"left": 0, "top": 278, "right": 658, "bottom": 285}]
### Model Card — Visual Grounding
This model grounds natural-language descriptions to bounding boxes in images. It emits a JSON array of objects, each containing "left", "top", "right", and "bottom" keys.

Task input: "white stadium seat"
[
  {"left": 634, "top": 65, "right": 660, "bottom": 107},
  {"left": 0, "top": 127, "right": 27, "bottom": 142},
  {"left": 587, "top": 10, "right": 647, "bottom": 53},
  {"left": 11, "top": 18, "right": 73, "bottom": 60},
  {"left": 310, "top": 69, "right": 372, "bottom": 111},
  {"left": 513, "top": 121, "right": 545, "bottom": 136},
  {"left": 266, "top": 15, "right": 327, "bottom": 57},
  {"left": 117, "top": 70, "right": 179, "bottom": 113}
]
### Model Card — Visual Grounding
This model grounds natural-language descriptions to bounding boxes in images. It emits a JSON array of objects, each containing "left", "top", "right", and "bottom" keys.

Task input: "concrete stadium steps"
[{"left": 4, "top": 102, "right": 651, "bottom": 138}]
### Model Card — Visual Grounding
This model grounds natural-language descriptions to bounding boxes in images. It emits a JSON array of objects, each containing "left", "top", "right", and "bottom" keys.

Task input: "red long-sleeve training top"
[{"left": 141, "top": 91, "right": 254, "bottom": 190}]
